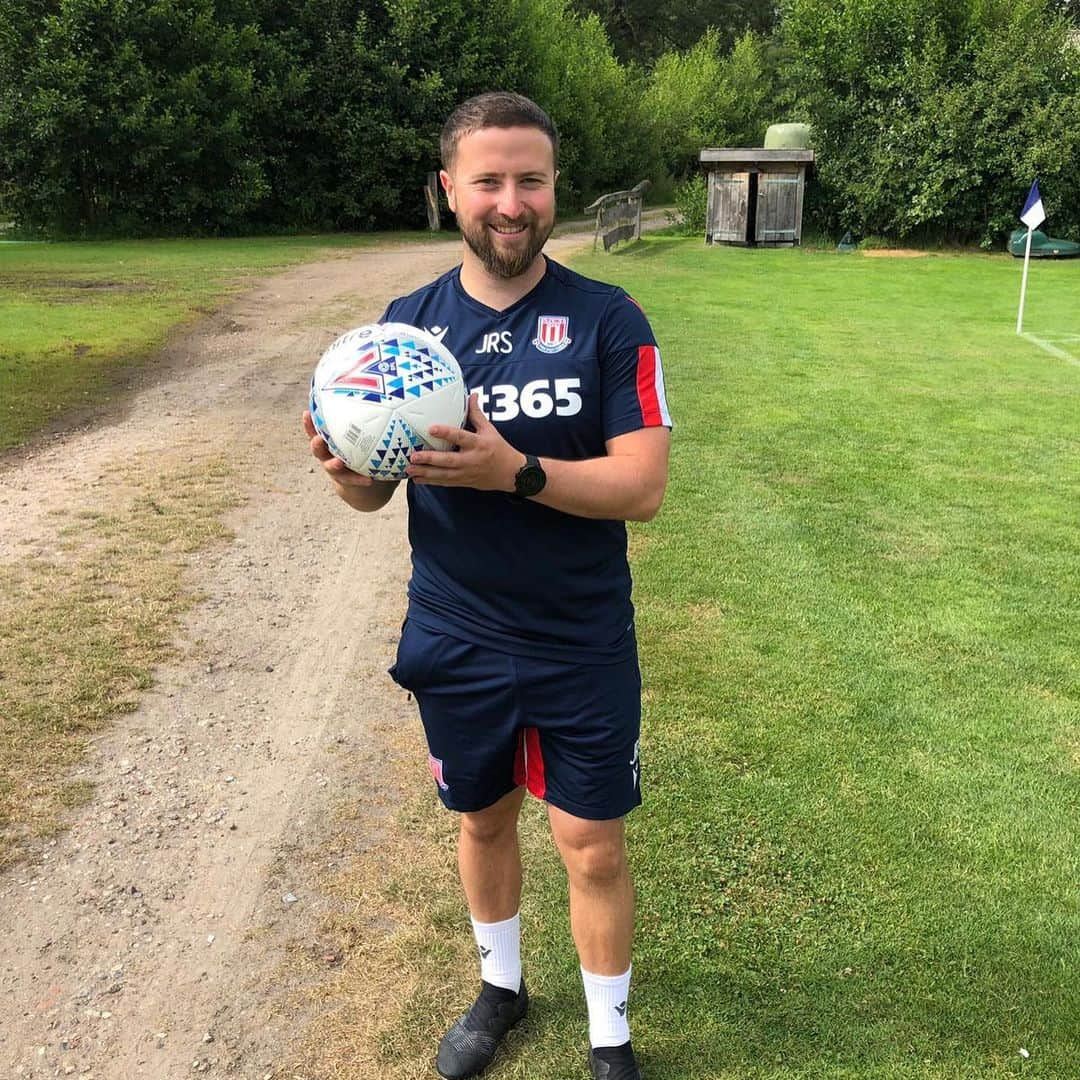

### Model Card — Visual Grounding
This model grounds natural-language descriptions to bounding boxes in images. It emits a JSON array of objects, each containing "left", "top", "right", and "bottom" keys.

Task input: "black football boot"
[
  {"left": 435, "top": 979, "right": 528, "bottom": 1079},
  {"left": 589, "top": 1040, "right": 642, "bottom": 1079}
]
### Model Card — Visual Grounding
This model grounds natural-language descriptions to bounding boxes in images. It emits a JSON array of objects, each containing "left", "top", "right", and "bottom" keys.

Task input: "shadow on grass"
[{"left": 607, "top": 236, "right": 690, "bottom": 259}]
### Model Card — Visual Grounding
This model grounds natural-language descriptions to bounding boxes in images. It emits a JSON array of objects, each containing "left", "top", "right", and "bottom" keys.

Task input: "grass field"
[
  {"left": 3, "top": 232, "right": 1078, "bottom": 1075},
  {"left": 0, "top": 233, "right": 455, "bottom": 451},
  {"left": 354, "top": 239, "right": 1079, "bottom": 1079}
]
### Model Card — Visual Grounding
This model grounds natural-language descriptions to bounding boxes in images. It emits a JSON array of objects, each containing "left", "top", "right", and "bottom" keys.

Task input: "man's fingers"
[
  {"left": 466, "top": 392, "right": 490, "bottom": 429},
  {"left": 407, "top": 450, "right": 461, "bottom": 471},
  {"left": 309, "top": 433, "right": 333, "bottom": 461},
  {"left": 423, "top": 424, "right": 477, "bottom": 447},
  {"left": 427, "top": 422, "right": 476, "bottom": 446},
  {"left": 405, "top": 464, "right": 464, "bottom": 486},
  {"left": 302, "top": 409, "right": 316, "bottom": 438},
  {"left": 324, "top": 457, "right": 374, "bottom": 486},
  {"left": 428, "top": 391, "right": 483, "bottom": 445}
]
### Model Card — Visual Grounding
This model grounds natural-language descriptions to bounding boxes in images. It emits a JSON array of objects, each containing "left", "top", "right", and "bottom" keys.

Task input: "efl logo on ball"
[{"left": 309, "top": 322, "right": 467, "bottom": 479}]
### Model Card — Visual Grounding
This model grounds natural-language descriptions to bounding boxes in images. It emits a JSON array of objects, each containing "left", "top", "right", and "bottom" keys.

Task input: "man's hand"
[
  {"left": 303, "top": 409, "right": 376, "bottom": 488},
  {"left": 406, "top": 393, "right": 523, "bottom": 491},
  {"left": 303, "top": 410, "right": 399, "bottom": 511}
]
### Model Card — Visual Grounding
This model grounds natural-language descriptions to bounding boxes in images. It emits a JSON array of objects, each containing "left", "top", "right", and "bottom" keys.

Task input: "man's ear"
[{"left": 440, "top": 169, "right": 455, "bottom": 213}]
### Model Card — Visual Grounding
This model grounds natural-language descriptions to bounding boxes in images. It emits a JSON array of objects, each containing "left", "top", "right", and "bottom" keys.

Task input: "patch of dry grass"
[
  {"left": 281, "top": 722, "right": 463, "bottom": 1079},
  {"left": 0, "top": 446, "right": 239, "bottom": 869},
  {"left": 282, "top": 713, "right": 571, "bottom": 1079}
]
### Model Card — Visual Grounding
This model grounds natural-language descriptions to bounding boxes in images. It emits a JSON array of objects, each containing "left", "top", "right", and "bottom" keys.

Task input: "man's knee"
[
  {"left": 569, "top": 841, "right": 627, "bottom": 887},
  {"left": 550, "top": 810, "right": 628, "bottom": 886},
  {"left": 460, "top": 789, "right": 524, "bottom": 846}
]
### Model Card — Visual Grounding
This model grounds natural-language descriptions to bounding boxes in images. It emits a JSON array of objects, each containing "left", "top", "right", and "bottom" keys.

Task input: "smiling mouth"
[{"left": 489, "top": 223, "right": 528, "bottom": 235}]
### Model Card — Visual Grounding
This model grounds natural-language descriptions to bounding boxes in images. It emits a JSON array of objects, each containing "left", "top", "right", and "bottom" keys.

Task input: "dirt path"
[{"left": 0, "top": 222, "right": 648, "bottom": 1079}]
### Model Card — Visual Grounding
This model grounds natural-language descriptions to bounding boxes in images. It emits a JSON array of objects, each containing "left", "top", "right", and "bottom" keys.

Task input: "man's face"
[{"left": 441, "top": 126, "right": 557, "bottom": 279}]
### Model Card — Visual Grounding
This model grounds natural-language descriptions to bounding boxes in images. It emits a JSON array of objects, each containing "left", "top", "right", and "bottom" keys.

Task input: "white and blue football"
[{"left": 309, "top": 322, "right": 467, "bottom": 479}]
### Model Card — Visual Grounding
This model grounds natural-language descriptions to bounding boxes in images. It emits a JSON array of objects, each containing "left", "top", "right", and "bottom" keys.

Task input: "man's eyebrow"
[{"left": 466, "top": 169, "right": 550, "bottom": 180}]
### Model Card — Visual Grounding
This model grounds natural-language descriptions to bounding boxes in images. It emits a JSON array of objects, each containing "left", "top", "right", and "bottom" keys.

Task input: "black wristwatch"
[{"left": 513, "top": 453, "right": 547, "bottom": 499}]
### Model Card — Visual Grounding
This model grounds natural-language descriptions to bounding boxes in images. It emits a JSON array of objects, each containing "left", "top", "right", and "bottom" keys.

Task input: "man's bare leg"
[
  {"left": 437, "top": 787, "right": 530, "bottom": 1080},
  {"left": 548, "top": 805, "right": 633, "bottom": 973},
  {"left": 549, "top": 805, "right": 639, "bottom": 1076},
  {"left": 458, "top": 786, "right": 527, "bottom": 921}
]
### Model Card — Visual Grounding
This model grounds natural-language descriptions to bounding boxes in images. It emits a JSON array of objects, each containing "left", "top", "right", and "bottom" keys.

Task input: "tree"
[
  {"left": 571, "top": 1, "right": 778, "bottom": 65},
  {"left": 779, "top": 0, "right": 1080, "bottom": 244},
  {"left": 644, "top": 29, "right": 775, "bottom": 176}
]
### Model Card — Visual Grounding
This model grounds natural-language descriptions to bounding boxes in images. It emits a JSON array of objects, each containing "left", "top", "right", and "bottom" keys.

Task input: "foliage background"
[{"left": 2, "top": 0, "right": 1078, "bottom": 242}]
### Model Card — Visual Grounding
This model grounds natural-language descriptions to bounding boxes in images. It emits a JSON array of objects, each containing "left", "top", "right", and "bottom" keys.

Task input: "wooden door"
[
  {"left": 755, "top": 172, "right": 801, "bottom": 245},
  {"left": 707, "top": 171, "right": 749, "bottom": 244}
]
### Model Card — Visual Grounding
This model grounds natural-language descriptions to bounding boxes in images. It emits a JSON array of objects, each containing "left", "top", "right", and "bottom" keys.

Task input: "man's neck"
[{"left": 458, "top": 250, "right": 547, "bottom": 312}]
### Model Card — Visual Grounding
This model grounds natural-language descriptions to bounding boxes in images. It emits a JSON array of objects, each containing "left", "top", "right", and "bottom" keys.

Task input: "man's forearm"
[
  {"left": 530, "top": 454, "right": 665, "bottom": 522},
  {"left": 333, "top": 479, "right": 399, "bottom": 513}
]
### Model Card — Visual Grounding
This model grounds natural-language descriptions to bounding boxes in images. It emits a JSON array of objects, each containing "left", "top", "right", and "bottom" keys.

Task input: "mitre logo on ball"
[{"left": 309, "top": 322, "right": 468, "bottom": 479}]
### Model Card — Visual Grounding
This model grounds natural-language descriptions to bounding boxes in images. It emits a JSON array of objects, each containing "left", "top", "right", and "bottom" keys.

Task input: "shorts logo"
[
  {"left": 533, "top": 315, "right": 571, "bottom": 354},
  {"left": 630, "top": 740, "right": 640, "bottom": 789},
  {"left": 428, "top": 753, "right": 450, "bottom": 792}
]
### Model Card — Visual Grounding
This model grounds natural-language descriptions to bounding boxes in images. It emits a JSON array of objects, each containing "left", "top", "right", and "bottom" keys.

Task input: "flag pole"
[
  {"left": 1016, "top": 179, "right": 1044, "bottom": 334},
  {"left": 1016, "top": 226, "right": 1033, "bottom": 334}
]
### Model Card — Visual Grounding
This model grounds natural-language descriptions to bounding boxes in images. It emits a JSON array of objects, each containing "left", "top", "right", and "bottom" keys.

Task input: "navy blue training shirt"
[{"left": 381, "top": 257, "right": 671, "bottom": 664}]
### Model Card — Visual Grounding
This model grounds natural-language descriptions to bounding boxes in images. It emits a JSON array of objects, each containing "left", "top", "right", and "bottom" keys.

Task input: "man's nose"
[{"left": 496, "top": 184, "right": 524, "bottom": 218}]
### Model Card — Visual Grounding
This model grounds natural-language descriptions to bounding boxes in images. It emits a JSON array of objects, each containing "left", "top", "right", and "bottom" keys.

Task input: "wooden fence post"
[{"left": 424, "top": 172, "right": 441, "bottom": 231}]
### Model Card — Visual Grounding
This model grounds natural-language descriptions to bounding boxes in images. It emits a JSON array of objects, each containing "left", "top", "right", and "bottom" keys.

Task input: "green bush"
[
  {"left": 0, "top": 0, "right": 281, "bottom": 235},
  {"left": 0, "top": 0, "right": 661, "bottom": 234},
  {"left": 0, "top": 0, "right": 523, "bottom": 234},
  {"left": 665, "top": 173, "right": 708, "bottom": 235},
  {"left": 779, "top": 0, "right": 1080, "bottom": 245},
  {"left": 644, "top": 29, "right": 775, "bottom": 178}
]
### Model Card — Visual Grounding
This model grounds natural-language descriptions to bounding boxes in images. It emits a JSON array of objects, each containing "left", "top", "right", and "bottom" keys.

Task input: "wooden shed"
[{"left": 699, "top": 148, "right": 814, "bottom": 247}]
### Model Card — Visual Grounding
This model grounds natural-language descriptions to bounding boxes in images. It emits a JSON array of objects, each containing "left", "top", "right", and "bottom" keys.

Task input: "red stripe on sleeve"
[{"left": 636, "top": 345, "right": 663, "bottom": 426}]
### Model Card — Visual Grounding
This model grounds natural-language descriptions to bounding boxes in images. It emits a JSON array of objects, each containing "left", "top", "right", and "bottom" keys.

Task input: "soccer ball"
[{"left": 309, "top": 322, "right": 468, "bottom": 479}]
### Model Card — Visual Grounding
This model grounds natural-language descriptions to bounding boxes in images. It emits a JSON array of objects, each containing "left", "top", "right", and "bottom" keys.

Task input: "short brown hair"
[{"left": 440, "top": 92, "right": 559, "bottom": 171}]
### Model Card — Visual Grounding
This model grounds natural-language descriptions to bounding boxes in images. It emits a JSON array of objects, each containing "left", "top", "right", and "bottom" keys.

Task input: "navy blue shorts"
[{"left": 389, "top": 619, "right": 642, "bottom": 820}]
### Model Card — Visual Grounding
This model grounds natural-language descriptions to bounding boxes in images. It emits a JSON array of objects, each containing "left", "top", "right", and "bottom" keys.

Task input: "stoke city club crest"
[{"left": 532, "top": 315, "right": 572, "bottom": 354}]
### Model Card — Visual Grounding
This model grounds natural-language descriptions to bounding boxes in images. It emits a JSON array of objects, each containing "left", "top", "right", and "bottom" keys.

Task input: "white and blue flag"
[{"left": 1020, "top": 180, "right": 1045, "bottom": 230}]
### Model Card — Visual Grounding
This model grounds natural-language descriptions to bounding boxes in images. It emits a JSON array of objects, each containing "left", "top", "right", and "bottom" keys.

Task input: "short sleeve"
[
  {"left": 600, "top": 291, "right": 673, "bottom": 440},
  {"left": 379, "top": 298, "right": 400, "bottom": 323}
]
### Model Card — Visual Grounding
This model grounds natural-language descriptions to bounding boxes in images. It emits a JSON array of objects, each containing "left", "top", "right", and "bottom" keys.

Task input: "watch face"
[{"left": 515, "top": 464, "right": 545, "bottom": 497}]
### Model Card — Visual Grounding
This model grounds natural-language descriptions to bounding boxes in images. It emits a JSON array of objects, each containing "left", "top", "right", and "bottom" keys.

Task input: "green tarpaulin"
[{"left": 1008, "top": 228, "right": 1080, "bottom": 258}]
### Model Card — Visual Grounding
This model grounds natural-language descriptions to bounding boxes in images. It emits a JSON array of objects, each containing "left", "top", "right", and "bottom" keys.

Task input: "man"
[{"left": 303, "top": 91, "right": 670, "bottom": 1080}]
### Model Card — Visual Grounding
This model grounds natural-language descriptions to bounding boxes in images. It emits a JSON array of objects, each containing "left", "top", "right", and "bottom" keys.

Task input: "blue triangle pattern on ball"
[{"left": 368, "top": 416, "right": 424, "bottom": 478}]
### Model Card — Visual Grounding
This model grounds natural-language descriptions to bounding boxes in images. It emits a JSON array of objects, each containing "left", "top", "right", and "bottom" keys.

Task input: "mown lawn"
[
  {"left": 419, "top": 239, "right": 1078, "bottom": 1079},
  {"left": 0, "top": 233, "right": 454, "bottom": 451}
]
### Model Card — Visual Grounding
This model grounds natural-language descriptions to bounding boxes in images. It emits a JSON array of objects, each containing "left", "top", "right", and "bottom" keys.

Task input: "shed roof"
[{"left": 699, "top": 148, "right": 815, "bottom": 164}]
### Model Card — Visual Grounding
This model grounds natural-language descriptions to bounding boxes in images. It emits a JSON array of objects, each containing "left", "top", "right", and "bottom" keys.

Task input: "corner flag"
[
  {"left": 1020, "top": 180, "right": 1045, "bottom": 230},
  {"left": 1016, "top": 180, "right": 1045, "bottom": 333}
]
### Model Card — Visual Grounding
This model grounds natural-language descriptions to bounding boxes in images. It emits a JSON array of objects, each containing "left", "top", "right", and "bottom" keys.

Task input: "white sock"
[
  {"left": 470, "top": 912, "right": 521, "bottom": 992},
  {"left": 581, "top": 965, "right": 632, "bottom": 1048}
]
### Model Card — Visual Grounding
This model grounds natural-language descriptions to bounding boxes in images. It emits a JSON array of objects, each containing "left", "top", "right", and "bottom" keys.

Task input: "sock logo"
[
  {"left": 478, "top": 945, "right": 492, "bottom": 958},
  {"left": 614, "top": 1000, "right": 627, "bottom": 1016}
]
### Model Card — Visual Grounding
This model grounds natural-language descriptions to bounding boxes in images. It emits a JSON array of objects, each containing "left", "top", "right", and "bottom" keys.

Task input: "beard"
[{"left": 459, "top": 213, "right": 554, "bottom": 279}]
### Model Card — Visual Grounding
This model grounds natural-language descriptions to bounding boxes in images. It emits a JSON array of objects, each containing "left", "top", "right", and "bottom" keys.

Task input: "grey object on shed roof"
[{"left": 764, "top": 123, "right": 813, "bottom": 150}]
